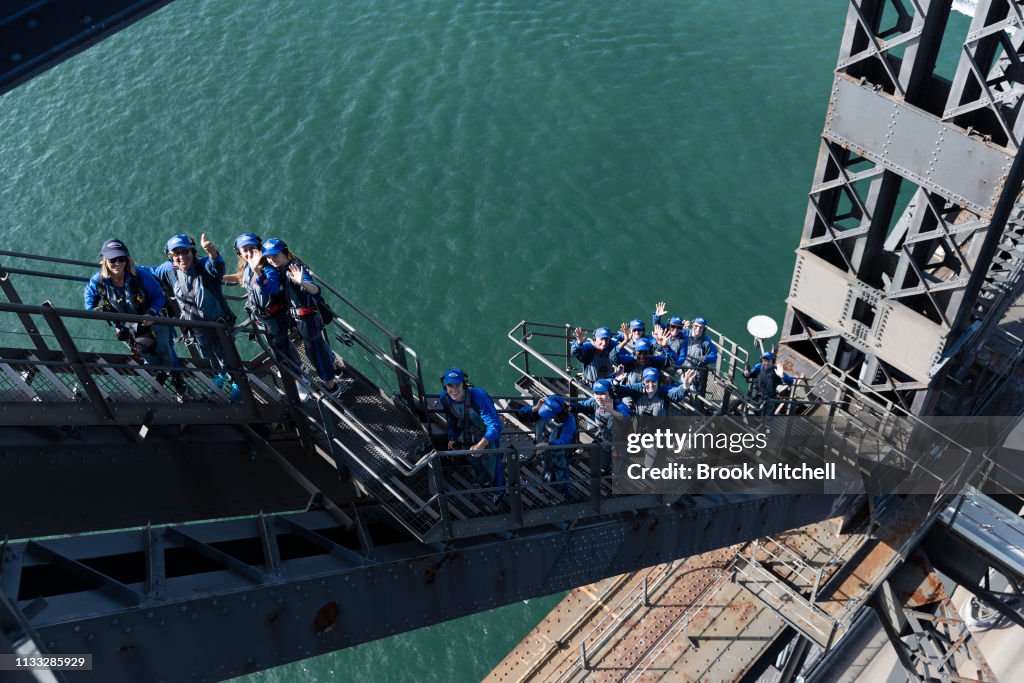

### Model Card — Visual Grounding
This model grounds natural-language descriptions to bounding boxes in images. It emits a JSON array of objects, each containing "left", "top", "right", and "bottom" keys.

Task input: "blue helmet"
[
  {"left": 633, "top": 338, "right": 652, "bottom": 353},
  {"left": 538, "top": 394, "right": 567, "bottom": 420},
  {"left": 165, "top": 234, "right": 194, "bottom": 257},
  {"left": 629, "top": 319, "right": 645, "bottom": 331},
  {"left": 592, "top": 379, "right": 612, "bottom": 394},
  {"left": 594, "top": 326, "right": 611, "bottom": 339},
  {"left": 693, "top": 317, "right": 707, "bottom": 327},
  {"left": 762, "top": 351, "right": 776, "bottom": 361},
  {"left": 262, "top": 237, "right": 288, "bottom": 255},
  {"left": 642, "top": 367, "right": 660, "bottom": 382},
  {"left": 442, "top": 367, "right": 466, "bottom": 386},
  {"left": 669, "top": 316, "right": 684, "bottom": 327},
  {"left": 233, "top": 232, "right": 262, "bottom": 252}
]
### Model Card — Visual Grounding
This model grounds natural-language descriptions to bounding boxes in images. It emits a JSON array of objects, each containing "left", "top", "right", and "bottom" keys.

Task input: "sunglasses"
[
  {"left": 170, "top": 248, "right": 191, "bottom": 257},
  {"left": 107, "top": 256, "right": 127, "bottom": 264}
]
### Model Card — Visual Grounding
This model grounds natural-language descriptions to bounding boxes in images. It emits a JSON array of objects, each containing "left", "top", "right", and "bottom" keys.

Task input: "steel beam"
[
  {"left": 0, "top": 495, "right": 838, "bottom": 682},
  {"left": 0, "top": 0, "right": 180, "bottom": 97}
]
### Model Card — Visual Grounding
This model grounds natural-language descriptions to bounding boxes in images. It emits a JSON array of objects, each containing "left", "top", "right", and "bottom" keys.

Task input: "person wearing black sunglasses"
[{"left": 83, "top": 238, "right": 188, "bottom": 400}]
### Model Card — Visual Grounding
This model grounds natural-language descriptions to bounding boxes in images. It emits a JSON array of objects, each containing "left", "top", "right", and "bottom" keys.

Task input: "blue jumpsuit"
[
  {"left": 441, "top": 386, "right": 504, "bottom": 488},
  {"left": 279, "top": 260, "right": 337, "bottom": 383},
  {"left": 151, "top": 255, "right": 232, "bottom": 374},
  {"left": 84, "top": 268, "right": 180, "bottom": 373},
  {"left": 242, "top": 263, "right": 300, "bottom": 376}
]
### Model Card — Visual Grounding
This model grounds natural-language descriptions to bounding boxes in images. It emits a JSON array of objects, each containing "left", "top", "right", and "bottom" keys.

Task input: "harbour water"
[{"left": 0, "top": 1, "right": 858, "bottom": 680}]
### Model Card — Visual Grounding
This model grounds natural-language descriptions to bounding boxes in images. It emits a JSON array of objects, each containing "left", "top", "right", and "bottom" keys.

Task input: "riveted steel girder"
[{"left": 0, "top": 495, "right": 840, "bottom": 682}]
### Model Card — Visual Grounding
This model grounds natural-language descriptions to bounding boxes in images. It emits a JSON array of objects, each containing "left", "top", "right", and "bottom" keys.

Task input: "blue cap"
[
  {"left": 693, "top": 317, "right": 707, "bottom": 326},
  {"left": 594, "top": 327, "right": 611, "bottom": 339},
  {"left": 592, "top": 379, "right": 612, "bottom": 394},
  {"left": 166, "top": 234, "right": 193, "bottom": 253},
  {"left": 633, "top": 338, "right": 652, "bottom": 353},
  {"left": 538, "top": 394, "right": 567, "bottom": 420},
  {"left": 234, "top": 233, "right": 261, "bottom": 250},
  {"left": 762, "top": 351, "right": 776, "bottom": 361},
  {"left": 669, "top": 316, "right": 684, "bottom": 327},
  {"left": 629, "top": 319, "right": 645, "bottom": 330},
  {"left": 442, "top": 367, "right": 465, "bottom": 385},
  {"left": 100, "top": 239, "right": 129, "bottom": 260},
  {"left": 262, "top": 237, "right": 287, "bottom": 255},
  {"left": 642, "top": 367, "right": 660, "bottom": 382}
]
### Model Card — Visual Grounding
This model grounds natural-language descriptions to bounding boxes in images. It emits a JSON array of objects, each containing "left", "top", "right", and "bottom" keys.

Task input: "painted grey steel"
[
  {"left": 825, "top": 74, "right": 1014, "bottom": 216},
  {"left": 783, "top": 0, "right": 1024, "bottom": 410},
  {"left": 941, "top": 491, "right": 1024, "bottom": 579},
  {"left": 0, "top": 497, "right": 838, "bottom": 682}
]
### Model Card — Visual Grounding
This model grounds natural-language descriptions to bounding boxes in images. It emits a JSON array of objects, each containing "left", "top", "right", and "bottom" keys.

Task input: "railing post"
[
  {"left": 718, "top": 386, "right": 732, "bottom": 416},
  {"left": 429, "top": 458, "right": 454, "bottom": 540},
  {"left": 217, "top": 324, "right": 259, "bottom": 420},
  {"left": 642, "top": 576, "right": 650, "bottom": 607},
  {"left": 509, "top": 445, "right": 524, "bottom": 528},
  {"left": 390, "top": 336, "right": 424, "bottom": 418},
  {"left": 38, "top": 303, "right": 114, "bottom": 423},
  {"left": 589, "top": 444, "right": 602, "bottom": 514}
]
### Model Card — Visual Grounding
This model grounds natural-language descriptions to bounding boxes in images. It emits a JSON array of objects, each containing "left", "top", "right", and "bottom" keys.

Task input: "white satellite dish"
[{"left": 746, "top": 315, "right": 778, "bottom": 340}]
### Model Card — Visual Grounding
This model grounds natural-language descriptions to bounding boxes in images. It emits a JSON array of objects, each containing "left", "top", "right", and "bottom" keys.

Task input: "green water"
[{"left": 0, "top": 1, "right": 851, "bottom": 680}]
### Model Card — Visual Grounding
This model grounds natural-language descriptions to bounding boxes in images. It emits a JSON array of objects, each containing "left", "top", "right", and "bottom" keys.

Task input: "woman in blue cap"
[
  {"left": 262, "top": 237, "right": 344, "bottom": 396},
  {"left": 234, "top": 233, "right": 304, "bottom": 398},
  {"left": 519, "top": 394, "right": 577, "bottom": 485},
  {"left": 83, "top": 238, "right": 187, "bottom": 399}
]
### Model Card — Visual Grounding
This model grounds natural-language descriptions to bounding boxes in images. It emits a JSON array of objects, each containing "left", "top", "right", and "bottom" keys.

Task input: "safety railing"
[{"left": 0, "top": 248, "right": 427, "bottom": 418}]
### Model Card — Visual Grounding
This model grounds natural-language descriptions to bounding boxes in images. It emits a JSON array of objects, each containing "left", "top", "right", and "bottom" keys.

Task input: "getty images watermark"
[{"left": 610, "top": 415, "right": 1024, "bottom": 496}]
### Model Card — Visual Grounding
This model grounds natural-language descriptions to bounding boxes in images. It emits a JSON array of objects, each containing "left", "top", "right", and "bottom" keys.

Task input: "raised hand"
[
  {"left": 573, "top": 326, "right": 586, "bottom": 343},
  {"left": 287, "top": 263, "right": 304, "bottom": 285},
  {"left": 654, "top": 301, "right": 667, "bottom": 316},
  {"left": 199, "top": 233, "right": 216, "bottom": 255}
]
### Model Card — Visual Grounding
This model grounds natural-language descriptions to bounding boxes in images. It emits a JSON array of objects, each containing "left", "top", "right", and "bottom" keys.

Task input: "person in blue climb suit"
[
  {"left": 439, "top": 367, "right": 504, "bottom": 494},
  {"left": 263, "top": 237, "right": 345, "bottom": 397},
  {"left": 150, "top": 233, "right": 238, "bottom": 400},
  {"left": 83, "top": 238, "right": 187, "bottom": 400},
  {"left": 519, "top": 394, "right": 578, "bottom": 486},
  {"left": 571, "top": 379, "right": 631, "bottom": 475}
]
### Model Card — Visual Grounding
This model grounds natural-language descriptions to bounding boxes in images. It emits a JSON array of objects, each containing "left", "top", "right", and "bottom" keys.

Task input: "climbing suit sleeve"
[
  {"left": 136, "top": 270, "right": 166, "bottom": 315},
  {"left": 470, "top": 387, "right": 502, "bottom": 445}
]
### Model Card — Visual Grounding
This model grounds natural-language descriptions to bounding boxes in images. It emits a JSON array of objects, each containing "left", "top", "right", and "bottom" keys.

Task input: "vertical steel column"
[
  {"left": 0, "top": 268, "right": 48, "bottom": 353},
  {"left": 38, "top": 303, "right": 113, "bottom": 423}
]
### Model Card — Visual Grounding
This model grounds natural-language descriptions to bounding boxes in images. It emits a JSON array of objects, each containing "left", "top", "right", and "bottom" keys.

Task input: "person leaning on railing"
[
  {"left": 518, "top": 394, "right": 577, "bottom": 487},
  {"left": 83, "top": 238, "right": 188, "bottom": 400},
  {"left": 439, "top": 367, "right": 504, "bottom": 498}
]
